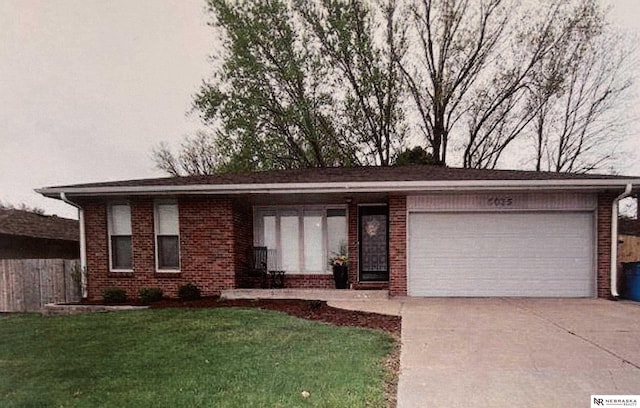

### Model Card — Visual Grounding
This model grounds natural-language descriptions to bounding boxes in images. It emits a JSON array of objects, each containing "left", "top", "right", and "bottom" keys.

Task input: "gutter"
[
  {"left": 610, "top": 184, "right": 633, "bottom": 299},
  {"left": 60, "top": 193, "right": 88, "bottom": 299},
  {"left": 36, "top": 178, "right": 640, "bottom": 198}
]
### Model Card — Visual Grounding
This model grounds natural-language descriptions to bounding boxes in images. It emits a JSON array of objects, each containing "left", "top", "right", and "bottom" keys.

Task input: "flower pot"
[{"left": 332, "top": 264, "right": 348, "bottom": 289}]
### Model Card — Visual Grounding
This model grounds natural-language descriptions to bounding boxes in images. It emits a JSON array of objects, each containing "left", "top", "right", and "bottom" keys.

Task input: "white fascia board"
[{"left": 36, "top": 178, "right": 640, "bottom": 198}]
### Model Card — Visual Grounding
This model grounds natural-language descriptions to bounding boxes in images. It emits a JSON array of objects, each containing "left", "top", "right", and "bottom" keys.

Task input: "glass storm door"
[{"left": 358, "top": 205, "right": 389, "bottom": 281}]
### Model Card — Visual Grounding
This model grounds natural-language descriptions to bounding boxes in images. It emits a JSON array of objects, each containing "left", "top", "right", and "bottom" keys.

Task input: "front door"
[{"left": 358, "top": 205, "right": 389, "bottom": 281}]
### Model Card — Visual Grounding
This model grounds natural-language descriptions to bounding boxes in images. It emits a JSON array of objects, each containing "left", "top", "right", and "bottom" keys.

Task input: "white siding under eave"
[{"left": 407, "top": 192, "right": 597, "bottom": 212}]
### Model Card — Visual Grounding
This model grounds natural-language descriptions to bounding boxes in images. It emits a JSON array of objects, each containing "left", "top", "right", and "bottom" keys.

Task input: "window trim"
[
  {"left": 254, "top": 205, "right": 348, "bottom": 274},
  {"left": 107, "top": 201, "right": 133, "bottom": 272},
  {"left": 154, "top": 200, "right": 181, "bottom": 273}
]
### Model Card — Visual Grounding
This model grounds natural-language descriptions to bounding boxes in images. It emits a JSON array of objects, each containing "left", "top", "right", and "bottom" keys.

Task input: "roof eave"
[{"left": 36, "top": 179, "right": 640, "bottom": 199}]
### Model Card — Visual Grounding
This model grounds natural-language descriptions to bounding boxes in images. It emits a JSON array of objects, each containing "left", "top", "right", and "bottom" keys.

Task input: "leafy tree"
[
  {"left": 194, "top": 0, "right": 343, "bottom": 171},
  {"left": 393, "top": 146, "right": 439, "bottom": 166},
  {"left": 185, "top": 0, "right": 407, "bottom": 172},
  {"left": 295, "top": 0, "right": 408, "bottom": 166}
]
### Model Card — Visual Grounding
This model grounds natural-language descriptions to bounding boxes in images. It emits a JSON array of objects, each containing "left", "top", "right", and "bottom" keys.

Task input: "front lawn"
[{"left": 0, "top": 308, "right": 394, "bottom": 407}]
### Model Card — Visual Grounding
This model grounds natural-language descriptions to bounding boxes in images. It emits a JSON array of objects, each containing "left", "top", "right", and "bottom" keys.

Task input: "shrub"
[
  {"left": 138, "top": 287, "right": 163, "bottom": 304},
  {"left": 102, "top": 287, "right": 127, "bottom": 304},
  {"left": 178, "top": 283, "right": 201, "bottom": 301}
]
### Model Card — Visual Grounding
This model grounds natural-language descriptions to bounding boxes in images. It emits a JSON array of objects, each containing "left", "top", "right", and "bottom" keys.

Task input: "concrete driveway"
[{"left": 398, "top": 298, "right": 640, "bottom": 407}]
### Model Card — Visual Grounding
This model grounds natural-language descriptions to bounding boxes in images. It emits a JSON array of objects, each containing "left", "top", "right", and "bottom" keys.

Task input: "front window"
[
  {"left": 255, "top": 206, "right": 347, "bottom": 273},
  {"left": 155, "top": 201, "right": 180, "bottom": 271},
  {"left": 108, "top": 203, "right": 132, "bottom": 271}
]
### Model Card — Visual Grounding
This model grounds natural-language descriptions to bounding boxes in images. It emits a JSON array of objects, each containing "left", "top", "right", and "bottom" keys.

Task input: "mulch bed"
[{"left": 148, "top": 297, "right": 401, "bottom": 335}]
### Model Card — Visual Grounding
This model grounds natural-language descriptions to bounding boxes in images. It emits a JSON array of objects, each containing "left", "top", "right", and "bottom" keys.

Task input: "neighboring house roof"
[
  {"left": 0, "top": 208, "right": 79, "bottom": 241},
  {"left": 36, "top": 165, "right": 640, "bottom": 198}
]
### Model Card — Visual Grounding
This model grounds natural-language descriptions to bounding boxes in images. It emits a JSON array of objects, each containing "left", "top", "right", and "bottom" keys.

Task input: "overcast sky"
[{"left": 1, "top": 0, "right": 639, "bottom": 220}]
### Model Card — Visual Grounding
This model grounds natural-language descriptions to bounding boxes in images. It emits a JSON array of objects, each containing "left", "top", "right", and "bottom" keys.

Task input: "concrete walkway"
[
  {"left": 397, "top": 298, "right": 640, "bottom": 408},
  {"left": 221, "top": 289, "right": 404, "bottom": 315}
]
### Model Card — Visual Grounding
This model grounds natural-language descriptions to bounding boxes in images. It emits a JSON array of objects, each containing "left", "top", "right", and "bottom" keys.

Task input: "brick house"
[
  {"left": 0, "top": 207, "right": 79, "bottom": 259},
  {"left": 37, "top": 165, "right": 639, "bottom": 300}
]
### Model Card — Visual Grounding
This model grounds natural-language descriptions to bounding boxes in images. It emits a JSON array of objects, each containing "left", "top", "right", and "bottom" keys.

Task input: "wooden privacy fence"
[
  {"left": 0, "top": 259, "right": 81, "bottom": 312},
  {"left": 620, "top": 234, "right": 640, "bottom": 264}
]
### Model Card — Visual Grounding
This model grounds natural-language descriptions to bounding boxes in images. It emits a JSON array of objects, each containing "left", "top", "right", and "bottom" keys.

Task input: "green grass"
[{"left": 0, "top": 308, "right": 394, "bottom": 407}]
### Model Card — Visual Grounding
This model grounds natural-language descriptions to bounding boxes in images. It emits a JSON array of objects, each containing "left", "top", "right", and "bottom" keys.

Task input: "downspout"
[
  {"left": 610, "top": 184, "right": 633, "bottom": 299},
  {"left": 60, "top": 193, "right": 88, "bottom": 299}
]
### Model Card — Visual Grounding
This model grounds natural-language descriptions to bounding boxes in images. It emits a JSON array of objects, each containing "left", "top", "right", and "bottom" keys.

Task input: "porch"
[{"left": 221, "top": 288, "right": 399, "bottom": 316}]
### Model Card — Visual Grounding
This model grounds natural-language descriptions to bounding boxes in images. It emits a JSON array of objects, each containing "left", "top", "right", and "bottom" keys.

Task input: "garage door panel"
[
  {"left": 408, "top": 212, "right": 594, "bottom": 297},
  {"left": 421, "top": 279, "right": 594, "bottom": 297}
]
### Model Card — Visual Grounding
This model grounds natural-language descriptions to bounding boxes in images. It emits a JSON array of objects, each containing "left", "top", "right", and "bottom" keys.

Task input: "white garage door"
[{"left": 408, "top": 212, "right": 594, "bottom": 297}]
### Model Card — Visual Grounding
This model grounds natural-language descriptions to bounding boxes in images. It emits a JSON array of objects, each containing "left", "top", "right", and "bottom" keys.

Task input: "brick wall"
[
  {"left": 233, "top": 199, "right": 254, "bottom": 288},
  {"left": 597, "top": 192, "right": 616, "bottom": 298},
  {"left": 82, "top": 197, "right": 251, "bottom": 301},
  {"left": 388, "top": 195, "right": 407, "bottom": 296},
  {"left": 83, "top": 200, "right": 109, "bottom": 300},
  {"left": 284, "top": 274, "right": 334, "bottom": 288}
]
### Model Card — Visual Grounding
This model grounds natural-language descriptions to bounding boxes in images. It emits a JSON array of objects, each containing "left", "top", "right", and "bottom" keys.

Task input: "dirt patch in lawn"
[{"left": 148, "top": 297, "right": 401, "bottom": 335}]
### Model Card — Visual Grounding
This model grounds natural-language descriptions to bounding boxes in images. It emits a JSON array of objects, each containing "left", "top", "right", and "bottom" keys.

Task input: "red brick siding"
[
  {"left": 82, "top": 197, "right": 252, "bottom": 301},
  {"left": 83, "top": 200, "right": 109, "bottom": 300},
  {"left": 388, "top": 195, "right": 407, "bottom": 296},
  {"left": 284, "top": 274, "right": 334, "bottom": 288},
  {"left": 232, "top": 200, "right": 254, "bottom": 288},
  {"left": 597, "top": 192, "right": 616, "bottom": 298},
  {"left": 131, "top": 198, "right": 155, "bottom": 276},
  {"left": 179, "top": 197, "right": 237, "bottom": 297}
]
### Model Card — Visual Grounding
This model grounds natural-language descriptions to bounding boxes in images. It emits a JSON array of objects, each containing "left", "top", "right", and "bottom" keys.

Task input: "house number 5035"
[{"left": 487, "top": 197, "right": 513, "bottom": 207}]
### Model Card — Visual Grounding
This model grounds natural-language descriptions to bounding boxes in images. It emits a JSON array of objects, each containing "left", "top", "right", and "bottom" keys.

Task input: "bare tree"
[
  {"left": 399, "top": 0, "right": 508, "bottom": 165},
  {"left": 152, "top": 131, "right": 223, "bottom": 176},
  {"left": 0, "top": 201, "right": 46, "bottom": 215},
  {"left": 461, "top": 0, "right": 606, "bottom": 169},
  {"left": 398, "top": 0, "right": 627, "bottom": 171},
  {"left": 530, "top": 29, "right": 634, "bottom": 173}
]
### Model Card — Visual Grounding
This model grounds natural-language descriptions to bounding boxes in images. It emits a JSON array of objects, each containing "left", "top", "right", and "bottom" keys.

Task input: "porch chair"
[{"left": 251, "top": 246, "right": 269, "bottom": 288}]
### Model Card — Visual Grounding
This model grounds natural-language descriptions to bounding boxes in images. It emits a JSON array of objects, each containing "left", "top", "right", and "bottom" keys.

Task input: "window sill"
[
  {"left": 154, "top": 270, "right": 181, "bottom": 277},
  {"left": 108, "top": 271, "right": 134, "bottom": 277},
  {"left": 281, "top": 271, "right": 333, "bottom": 276}
]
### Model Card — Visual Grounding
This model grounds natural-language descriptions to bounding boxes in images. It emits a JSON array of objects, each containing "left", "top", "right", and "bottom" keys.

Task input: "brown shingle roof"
[
  {"left": 42, "top": 165, "right": 637, "bottom": 190},
  {"left": 0, "top": 208, "right": 79, "bottom": 242}
]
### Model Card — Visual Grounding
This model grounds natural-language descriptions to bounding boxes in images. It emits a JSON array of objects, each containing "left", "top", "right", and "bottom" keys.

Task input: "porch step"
[{"left": 220, "top": 289, "right": 389, "bottom": 302}]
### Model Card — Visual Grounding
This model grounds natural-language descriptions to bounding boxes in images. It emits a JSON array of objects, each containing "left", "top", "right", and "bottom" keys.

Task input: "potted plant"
[{"left": 330, "top": 252, "right": 349, "bottom": 289}]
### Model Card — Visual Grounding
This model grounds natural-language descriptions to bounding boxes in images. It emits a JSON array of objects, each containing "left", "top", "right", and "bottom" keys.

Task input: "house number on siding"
[{"left": 487, "top": 196, "right": 514, "bottom": 207}]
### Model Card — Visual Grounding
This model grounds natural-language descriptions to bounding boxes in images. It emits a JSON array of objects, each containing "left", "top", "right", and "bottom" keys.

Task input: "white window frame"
[
  {"left": 254, "top": 205, "right": 348, "bottom": 274},
  {"left": 154, "top": 200, "right": 181, "bottom": 272},
  {"left": 107, "top": 202, "right": 133, "bottom": 272}
]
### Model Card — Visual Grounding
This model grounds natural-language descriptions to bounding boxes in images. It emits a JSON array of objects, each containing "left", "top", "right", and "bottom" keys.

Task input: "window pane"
[
  {"left": 157, "top": 204, "right": 179, "bottom": 235},
  {"left": 110, "top": 204, "right": 131, "bottom": 235},
  {"left": 304, "top": 212, "right": 323, "bottom": 272},
  {"left": 111, "top": 236, "right": 132, "bottom": 269},
  {"left": 327, "top": 210, "right": 347, "bottom": 260},
  {"left": 280, "top": 215, "right": 299, "bottom": 272},
  {"left": 263, "top": 215, "right": 276, "bottom": 250},
  {"left": 157, "top": 236, "right": 179, "bottom": 269}
]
